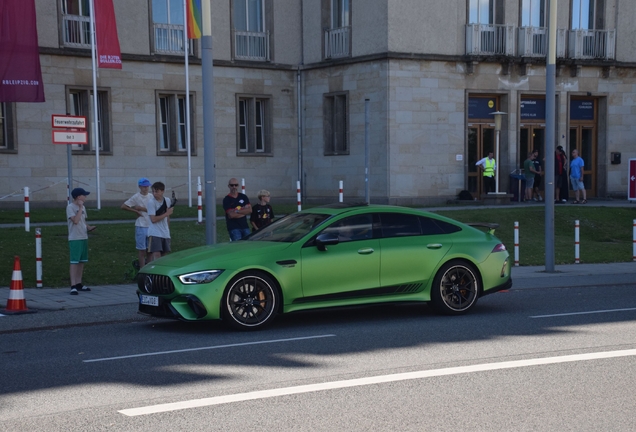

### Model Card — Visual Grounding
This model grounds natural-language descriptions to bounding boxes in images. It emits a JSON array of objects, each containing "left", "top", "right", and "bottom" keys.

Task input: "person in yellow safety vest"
[{"left": 475, "top": 151, "right": 496, "bottom": 193}]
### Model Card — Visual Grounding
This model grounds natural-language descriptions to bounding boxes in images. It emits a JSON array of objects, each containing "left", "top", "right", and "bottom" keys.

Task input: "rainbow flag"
[{"left": 187, "top": 0, "right": 202, "bottom": 39}]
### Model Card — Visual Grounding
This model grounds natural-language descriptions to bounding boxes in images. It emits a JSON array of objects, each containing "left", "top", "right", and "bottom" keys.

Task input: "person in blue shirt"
[{"left": 570, "top": 149, "right": 587, "bottom": 204}]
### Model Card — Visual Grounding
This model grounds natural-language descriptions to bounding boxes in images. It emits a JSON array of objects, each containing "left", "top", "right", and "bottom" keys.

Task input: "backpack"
[{"left": 458, "top": 190, "right": 473, "bottom": 201}]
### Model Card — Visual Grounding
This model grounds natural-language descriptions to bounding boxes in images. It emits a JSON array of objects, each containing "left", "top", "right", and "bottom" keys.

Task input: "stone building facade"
[{"left": 1, "top": 0, "right": 635, "bottom": 206}]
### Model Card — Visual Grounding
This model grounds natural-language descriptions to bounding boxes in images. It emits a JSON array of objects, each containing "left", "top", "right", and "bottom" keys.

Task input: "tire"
[
  {"left": 429, "top": 260, "right": 480, "bottom": 315},
  {"left": 223, "top": 271, "right": 278, "bottom": 330}
]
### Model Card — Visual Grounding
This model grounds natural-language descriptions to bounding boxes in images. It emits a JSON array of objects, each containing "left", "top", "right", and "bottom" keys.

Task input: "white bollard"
[
  {"left": 24, "top": 187, "right": 30, "bottom": 232},
  {"left": 197, "top": 176, "right": 203, "bottom": 224},
  {"left": 574, "top": 219, "right": 580, "bottom": 264},
  {"left": 633, "top": 219, "right": 635, "bottom": 262},
  {"left": 339, "top": 180, "right": 343, "bottom": 203},
  {"left": 241, "top": 178, "right": 246, "bottom": 196},
  {"left": 35, "top": 228, "right": 42, "bottom": 287},
  {"left": 514, "top": 221, "right": 519, "bottom": 266},
  {"left": 297, "top": 181, "right": 302, "bottom": 212}
]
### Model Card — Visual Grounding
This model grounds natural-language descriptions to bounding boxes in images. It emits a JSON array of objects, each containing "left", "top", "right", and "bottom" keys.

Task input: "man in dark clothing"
[
  {"left": 223, "top": 178, "right": 252, "bottom": 241},
  {"left": 555, "top": 146, "right": 568, "bottom": 203}
]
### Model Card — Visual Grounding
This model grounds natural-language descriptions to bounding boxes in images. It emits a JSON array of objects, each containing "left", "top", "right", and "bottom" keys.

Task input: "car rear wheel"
[
  {"left": 430, "top": 260, "right": 479, "bottom": 315},
  {"left": 223, "top": 271, "right": 278, "bottom": 330}
]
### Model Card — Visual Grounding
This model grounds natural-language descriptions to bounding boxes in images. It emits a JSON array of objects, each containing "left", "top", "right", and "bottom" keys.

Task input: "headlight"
[{"left": 178, "top": 270, "right": 224, "bottom": 285}]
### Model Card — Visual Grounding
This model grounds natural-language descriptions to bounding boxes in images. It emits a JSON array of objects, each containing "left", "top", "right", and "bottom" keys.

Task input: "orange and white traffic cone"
[{"left": 2, "top": 256, "right": 36, "bottom": 315}]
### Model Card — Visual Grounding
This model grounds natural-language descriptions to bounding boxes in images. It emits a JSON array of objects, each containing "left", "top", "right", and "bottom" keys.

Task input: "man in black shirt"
[{"left": 222, "top": 178, "right": 252, "bottom": 241}]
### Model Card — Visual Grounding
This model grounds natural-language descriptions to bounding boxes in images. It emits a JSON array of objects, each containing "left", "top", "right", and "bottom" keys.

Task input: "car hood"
[{"left": 142, "top": 241, "right": 294, "bottom": 271}]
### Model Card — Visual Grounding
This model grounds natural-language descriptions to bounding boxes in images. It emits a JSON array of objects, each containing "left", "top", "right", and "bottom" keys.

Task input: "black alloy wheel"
[
  {"left": 430, "top": 260, "right": 479, "bottom": 315},
  {"left": 223, "top": 271, "right": 278, "bottom": 330}
]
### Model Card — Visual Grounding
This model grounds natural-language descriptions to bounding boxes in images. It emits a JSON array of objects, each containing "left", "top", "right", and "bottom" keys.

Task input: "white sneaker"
[
  {"left": 539, "top": 197, "right": 543, "bottom": 201},
  {"left": 561, "top": 199, "right": 567, "bottom": 202}
]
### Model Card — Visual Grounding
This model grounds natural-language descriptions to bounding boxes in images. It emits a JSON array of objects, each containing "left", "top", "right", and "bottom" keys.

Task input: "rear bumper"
[{"left": 482, "top": 277, "right": 512, "bottom": 296}]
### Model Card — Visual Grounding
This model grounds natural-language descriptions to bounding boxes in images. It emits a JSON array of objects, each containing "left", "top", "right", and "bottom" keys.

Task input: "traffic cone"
[{"left": 2, "top": 256, "right": 36, "bottom": 315}]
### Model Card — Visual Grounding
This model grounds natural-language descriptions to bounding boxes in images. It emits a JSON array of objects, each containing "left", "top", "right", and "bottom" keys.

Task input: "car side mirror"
[{"left": 315, "top": 233, "right": 339, "bottom": 251}]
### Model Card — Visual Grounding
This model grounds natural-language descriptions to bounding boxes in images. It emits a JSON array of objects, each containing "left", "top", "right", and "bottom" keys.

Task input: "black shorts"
[{"left": 534, "top": 175, "right": 542, "bottom": 188}]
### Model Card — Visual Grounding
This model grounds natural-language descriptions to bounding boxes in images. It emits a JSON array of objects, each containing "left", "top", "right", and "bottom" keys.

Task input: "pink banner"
[
  {"left": 0, "top": 0, "right": 45, "bottom": 102},
  {"left": 94, "top": 0, "right": 122, "bottom": 69}
]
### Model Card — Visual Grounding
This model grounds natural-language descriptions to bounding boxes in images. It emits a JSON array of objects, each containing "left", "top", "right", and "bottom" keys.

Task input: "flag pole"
[
  {"left": 184, "top": 0, "right": 193, "bottom": 207},
  {"left": 89, "top": 0, "right": 101, "bottom": 209}
]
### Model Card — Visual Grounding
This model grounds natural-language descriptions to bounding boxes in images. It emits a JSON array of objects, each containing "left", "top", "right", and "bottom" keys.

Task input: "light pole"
[{"left": 489, "top": 111, "right": 507, "bottom": 194}]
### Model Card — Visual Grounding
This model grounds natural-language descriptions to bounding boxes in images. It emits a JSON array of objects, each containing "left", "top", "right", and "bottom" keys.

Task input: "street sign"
[
  {"left": 51, "top": 115, "right": 86, "bottom": 129},
  {"left": 629, "top": 158, "right": 636, "bottom": 202},
  {"left": 52, "top": 130, "right": 88, "bottom": 144}
]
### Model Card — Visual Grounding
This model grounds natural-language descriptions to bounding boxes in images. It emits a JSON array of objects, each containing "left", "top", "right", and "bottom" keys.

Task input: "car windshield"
[{"left": 248, "top": 212, "right": 331, "bottom": 242}]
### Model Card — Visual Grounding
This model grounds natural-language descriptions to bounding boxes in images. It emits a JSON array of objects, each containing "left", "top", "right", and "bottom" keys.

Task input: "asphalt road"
[{"left": 1, "top": 281, "right": 636, "bottom": 431}]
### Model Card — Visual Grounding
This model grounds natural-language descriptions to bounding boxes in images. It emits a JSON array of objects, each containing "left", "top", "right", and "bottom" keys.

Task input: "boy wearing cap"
[
  {"left": 67, "top": 188, "right": 96, "bottom": 295},
  {"left": 121, "top": 178, "right": 153, "bottom": 269}
]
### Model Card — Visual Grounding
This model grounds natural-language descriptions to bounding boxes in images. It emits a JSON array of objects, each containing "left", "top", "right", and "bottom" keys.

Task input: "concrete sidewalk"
[{"left": 1, "top": 262, "right": 634, "bottom": 313}]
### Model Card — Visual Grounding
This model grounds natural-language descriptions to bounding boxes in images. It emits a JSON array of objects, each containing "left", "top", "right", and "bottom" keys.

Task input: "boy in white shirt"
[
  {"left": 121, "top": 177, "right": 153, "bottom": 268},
  {"left": 66, "top": 188, "right": 96, "bottom": 295}
]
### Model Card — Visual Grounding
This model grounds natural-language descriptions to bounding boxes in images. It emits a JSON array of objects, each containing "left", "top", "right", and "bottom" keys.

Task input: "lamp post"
[{"left": 489, "top": 111, "right": 507, "bottom": 194}]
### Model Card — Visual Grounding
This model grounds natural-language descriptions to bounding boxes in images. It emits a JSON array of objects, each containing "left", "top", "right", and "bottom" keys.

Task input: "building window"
[
  {"left": 0, "top": 103, "right": 17, "bottom": 153},
  {"left": 67, "top": 88, "right": 112, "bottom": 154},
  {"left": 236, "top": 95, "right": 271, "bottom": 155},
  {"left": 233, "top": 0, "right": 270, "bottom": 61},
  {"left": 469, "top": 0, "right": 494, "bottom": 24},
  {"left": 521, "top": 0, "right": 545, "bottom": 27},
  {"left": 331, "top": 0, "right": 350, "bottom": 28},
  {"left": 156, "top": 92, "right": 196, "bottom": 155},
  {"left": 324, "top": 0, "right": 351, "bottom": 59},
  {"left": 323, "top": 92, "right": 348, "bottom": 155},
  {"left": 572, "top": 0, "right": 595, "bottom": 29},
  {"left": 61, "top": 0, "right": 91, "bottom": 48},
  {"left": 151, "top": 0, "right": 194, "bottom": 55}
]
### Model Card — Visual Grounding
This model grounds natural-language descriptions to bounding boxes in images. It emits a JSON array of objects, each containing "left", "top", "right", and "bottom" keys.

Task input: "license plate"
[{"left": 140, "top": 295, "right": 159, "bottom": 306}]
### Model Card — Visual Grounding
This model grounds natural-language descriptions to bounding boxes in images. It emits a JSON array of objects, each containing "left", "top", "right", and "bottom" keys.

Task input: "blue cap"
[
  {"left": 138, "top": 178, "right": 151, "bottom": 187},
  {"left": 71, "top": 188, "right": 90, "bottom": 199}
]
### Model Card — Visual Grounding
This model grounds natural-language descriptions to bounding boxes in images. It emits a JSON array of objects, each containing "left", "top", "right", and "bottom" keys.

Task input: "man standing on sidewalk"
[
  {"left": 223, "top": 178, "right": 252, "bottom": 241},
  {"left": 570, "top": 149, "right": 587, "bottom": 204},
  {"left": 475, "top": 151, "right": 496, "bottom": 193}
]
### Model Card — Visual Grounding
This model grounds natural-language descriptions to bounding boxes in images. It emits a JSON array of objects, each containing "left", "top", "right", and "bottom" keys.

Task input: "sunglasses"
[{"left": 229, "top": 183, "right": 239, "bottom": 187}]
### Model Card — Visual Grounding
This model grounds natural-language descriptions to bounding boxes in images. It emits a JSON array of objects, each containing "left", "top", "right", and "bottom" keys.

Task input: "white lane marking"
[
  {"left": 119, "top": 348, "right": 636, "bottom": 417},
  {"left": 84, "top": 334, "right": 336, "bottom": 363},
  {"left": 530, "top": 307, "right": 636, "bottom": 319}
]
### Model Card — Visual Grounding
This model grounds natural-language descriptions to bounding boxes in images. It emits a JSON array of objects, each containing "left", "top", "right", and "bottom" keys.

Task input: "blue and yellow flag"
[{"left": 187, "top": 0, "right": 202, "bottom": 39}]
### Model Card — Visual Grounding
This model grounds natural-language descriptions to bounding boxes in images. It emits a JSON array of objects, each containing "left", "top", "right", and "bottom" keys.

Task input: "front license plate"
[{"left": 140, "top": 295, "right": 159, "bottom": 306}]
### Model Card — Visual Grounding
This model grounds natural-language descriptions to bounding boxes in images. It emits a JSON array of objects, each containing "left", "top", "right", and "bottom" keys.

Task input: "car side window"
[
  {"left": 320, "top": 214, "right": 373, "bottom": 242},
  {"left": 418, "top": 216, "right": 446, "bottom": 235},
  {"left": 379, "top": 213, "right": 421, "bottom": 238},
  {"left": 433, "top": 219, "right": 462, "bottom": 234}
]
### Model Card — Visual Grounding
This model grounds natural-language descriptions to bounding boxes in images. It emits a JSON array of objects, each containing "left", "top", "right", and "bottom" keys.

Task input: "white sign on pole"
[{"left": 52, "top": 130, "right": 88, "bottom": 144}]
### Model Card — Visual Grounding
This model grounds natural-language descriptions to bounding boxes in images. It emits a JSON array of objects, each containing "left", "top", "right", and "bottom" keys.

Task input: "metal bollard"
[
  {"left": 574, "top": 219, "right": 580, "bottom": 264},
  {"left": 514, "top": 221, "right": 519, "bottom": 266}
]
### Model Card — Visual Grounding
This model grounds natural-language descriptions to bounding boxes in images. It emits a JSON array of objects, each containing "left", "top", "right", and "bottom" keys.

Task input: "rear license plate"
[{"left": 140, "top": 295, "right": 159, "bottom": 306}]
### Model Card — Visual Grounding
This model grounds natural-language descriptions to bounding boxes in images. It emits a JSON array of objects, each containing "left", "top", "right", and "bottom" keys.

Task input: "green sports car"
[{"left": 137, "top": 203, "right": 512, "bottom": 330}]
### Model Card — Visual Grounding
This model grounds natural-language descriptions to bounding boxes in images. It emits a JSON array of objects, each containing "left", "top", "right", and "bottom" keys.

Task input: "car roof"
[{"left": 300, "top": 203, "right": 433, "bottom": 217}]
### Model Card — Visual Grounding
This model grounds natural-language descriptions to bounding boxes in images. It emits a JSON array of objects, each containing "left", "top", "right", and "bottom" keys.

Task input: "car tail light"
[{"left": 491, "top": 243, "right": 507, "bottom": 252}]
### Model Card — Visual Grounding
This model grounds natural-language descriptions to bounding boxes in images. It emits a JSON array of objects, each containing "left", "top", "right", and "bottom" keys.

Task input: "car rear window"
[{"left": 379, "top": 213, "right": 462, "bottom": 238}]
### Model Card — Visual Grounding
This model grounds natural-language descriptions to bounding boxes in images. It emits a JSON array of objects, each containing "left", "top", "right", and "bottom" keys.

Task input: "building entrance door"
[
  {"left": 569, "top": 125, "right": 597, "bottom": 196},
  {"left": 468, "top": 125, "right": 495, "bottom": 198},
  {"left": 519, "top": 127, "right": 545, "bottom": 168}
]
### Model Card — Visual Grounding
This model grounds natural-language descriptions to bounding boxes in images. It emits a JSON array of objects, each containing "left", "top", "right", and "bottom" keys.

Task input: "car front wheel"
[
  {"left": 430, "top": 260, "right": 479, "bottom": 315},
  {"left": 223, "top": 271, "right": 278, "bottom": 330}
]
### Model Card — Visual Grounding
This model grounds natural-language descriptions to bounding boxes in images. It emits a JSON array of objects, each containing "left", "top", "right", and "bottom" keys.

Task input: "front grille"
[{"left": 138, "top": 273, "right": 175, "bottom": 295}]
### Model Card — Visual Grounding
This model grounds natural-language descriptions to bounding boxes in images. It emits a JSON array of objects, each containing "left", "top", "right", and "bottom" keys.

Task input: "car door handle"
[
  {"left": 357, "top": 248, "right": 375, "bottom": 254},
  {"left": 427, "top": 243, "right": 443, "bottom": 249}
]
